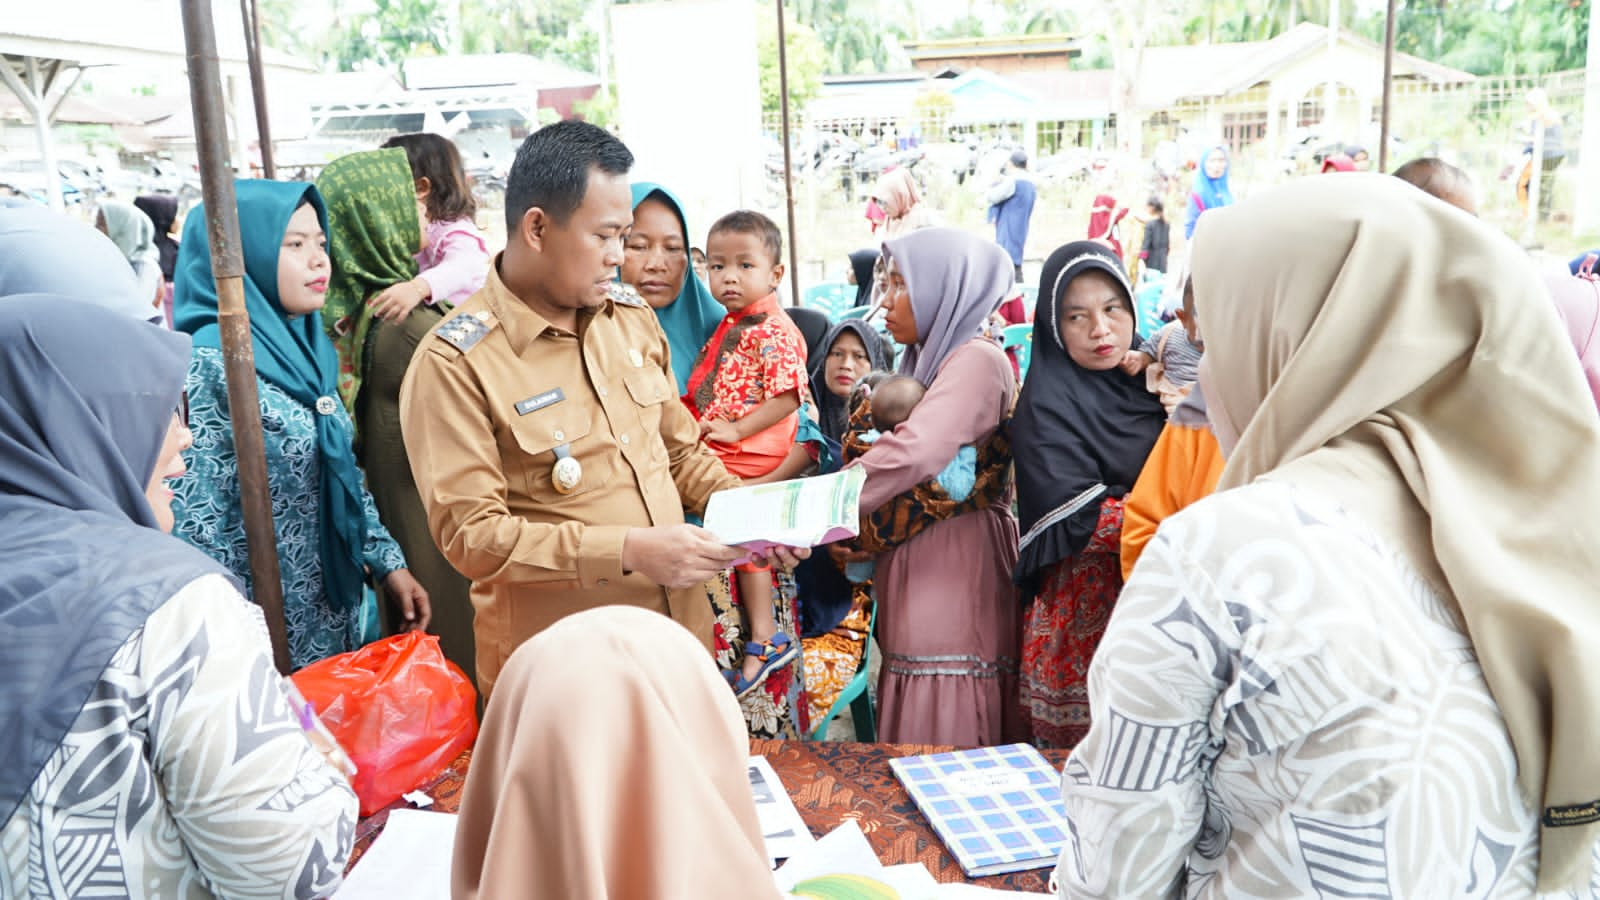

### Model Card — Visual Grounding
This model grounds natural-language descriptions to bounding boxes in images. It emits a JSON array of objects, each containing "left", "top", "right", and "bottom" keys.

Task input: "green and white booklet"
[{"left": 704, "top": 467, "right": 866, "bottom": 563}]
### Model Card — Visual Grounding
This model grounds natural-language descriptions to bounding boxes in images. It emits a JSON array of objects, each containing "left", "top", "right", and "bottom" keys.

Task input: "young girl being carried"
[{"left": 365, "top": 132, "right": 492, "bottom": 323}]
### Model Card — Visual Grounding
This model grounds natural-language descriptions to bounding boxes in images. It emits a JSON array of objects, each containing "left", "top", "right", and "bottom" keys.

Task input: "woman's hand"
[
  {"left": 383, "top": 569, "right": 432, "bottom": 631},
  {"left": 369, "top": 278, "right": 429, "bottom": 324},
  {"left": 827, "top": 542, "right": 873, "bottom": 568}
]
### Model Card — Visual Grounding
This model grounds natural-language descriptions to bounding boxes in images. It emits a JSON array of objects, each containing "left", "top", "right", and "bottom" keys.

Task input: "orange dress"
[
  {"left": 1119, "top": 421, "right": 1225, "bottom": 581},
  {"left": 682, "top": 293, "right": 807, "bottom": 479}
]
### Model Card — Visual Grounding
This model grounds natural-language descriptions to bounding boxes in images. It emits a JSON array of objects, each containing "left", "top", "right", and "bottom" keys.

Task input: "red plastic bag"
[{"left": 291, "top": 631, "right": 478, "bottom": 816}]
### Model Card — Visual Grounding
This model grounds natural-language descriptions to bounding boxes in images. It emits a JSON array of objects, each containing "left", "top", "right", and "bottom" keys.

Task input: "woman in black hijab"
[
  {"left": 1010, "top": 241, "right": 1166, "bottom": 747},
  {"left": 848, "top": 248, "right": 878, "bottom": 307},
  {"left": 795, "top": 317, "right": 892, "bottom": 642},
  {"left": 133, "top": 194, "right": 180, "bottom": 282},
  {"left": 809, "top": 318, "right": 892, "bottom": 450}
]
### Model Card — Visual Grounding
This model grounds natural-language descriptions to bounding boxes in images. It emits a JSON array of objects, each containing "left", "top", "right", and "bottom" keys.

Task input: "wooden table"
[{"left": 353, "top": 740, "right": 1071, "bottom": 893}]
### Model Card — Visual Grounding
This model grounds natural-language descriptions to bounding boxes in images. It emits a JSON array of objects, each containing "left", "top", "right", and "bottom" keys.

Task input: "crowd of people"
[{"left": 6, "top": 112, "right": 1600, "bottom": 898}]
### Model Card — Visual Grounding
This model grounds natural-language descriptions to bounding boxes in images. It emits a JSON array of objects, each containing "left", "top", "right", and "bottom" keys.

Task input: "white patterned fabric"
[
  {"left": 1, "top": 574, "right": 358, "bottom": 899},
  {"left": 1052, "top": 481, "right": 1600, "bottom": 899}
]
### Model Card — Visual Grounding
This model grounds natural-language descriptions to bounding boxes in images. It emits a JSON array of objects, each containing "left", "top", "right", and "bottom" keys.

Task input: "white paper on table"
[
  {"left": 704, "top": 467, "right": 865, "bottom": 562},
  {"left": 333, "top": 810, "right": 457, "bottom": 899},
  {"left": 749, "top": 755, "right": 816, "bottom": 864},
  {"left": 773, "top": 819, "right": 881, "bottom": 890},
  {"left": 775, "top": 821, "right": 945, "bottom": 899},
  {"left": 875, "top": 863, "right": 944, "bottom": 898}
]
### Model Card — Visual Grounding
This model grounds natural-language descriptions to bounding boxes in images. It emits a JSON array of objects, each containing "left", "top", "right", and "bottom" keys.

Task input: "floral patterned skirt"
[
  {"left": 1021, "top": 507, "right": 1126, "bottom": 749},
  {"left": 801, "top": 584, "right": 873, "bottom": 729},
  {"left": 709, "top": 569, "right": 811, "bottom": 739}
]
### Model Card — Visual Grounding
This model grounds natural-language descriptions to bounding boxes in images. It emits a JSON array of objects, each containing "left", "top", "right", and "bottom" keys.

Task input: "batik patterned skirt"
[
  {"left": 709, "top": 569, "right": 810, "bottom": 739},
  {"left": 1021, "top": 497, "right": 1126, "bottom": 749}
]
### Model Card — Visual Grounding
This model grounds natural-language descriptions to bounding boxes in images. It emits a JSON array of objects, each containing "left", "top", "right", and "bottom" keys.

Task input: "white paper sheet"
[
  {"left": 334, "top": 810, "right": 457, "bottom": 900},
  {"left": 774, "top": 819, "right": 884, "bottom": 890},
  {"left": 705, "top": 468, "right": 866, "bottom": 561},
  {"left": 749, "top": 754, "right": 817, "bottom": 863}
]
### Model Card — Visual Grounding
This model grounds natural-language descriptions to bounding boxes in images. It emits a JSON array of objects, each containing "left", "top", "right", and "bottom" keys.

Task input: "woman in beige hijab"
[
  {"left": 870, "top": 168, "right": 939, "bottom": 238},
  {"left": 453, "top": 606, "right": 781, "bottom": 900},
  {"left": 1052, "top": 175, "right": 1600, "bottom": 896}
]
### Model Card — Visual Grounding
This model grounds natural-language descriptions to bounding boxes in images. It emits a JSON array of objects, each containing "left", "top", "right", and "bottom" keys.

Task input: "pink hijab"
[
  {"left": 1321, "top": 153, "right": 1357, "bottom": 173},
  {"left": 871, "top": 168, "right": 938, "bottom": 238},
  {"left": 1544, "top": 268, "right": 1600, "bottom": 415},
  {"left": 452, "top": 606, "right": 779, "bottom": 900}
]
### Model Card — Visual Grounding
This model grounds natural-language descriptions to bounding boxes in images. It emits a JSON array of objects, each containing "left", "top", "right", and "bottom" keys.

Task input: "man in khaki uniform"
[{"left": 400, "top": 122, "right": 785, "bottom": 697}]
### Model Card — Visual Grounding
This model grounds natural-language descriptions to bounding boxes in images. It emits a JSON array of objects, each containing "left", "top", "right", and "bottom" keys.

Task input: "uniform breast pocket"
[
  {"left": 507, "top": 405, "right": 610, "bottom": 504},
  {"left": 623, "top": 368, "right": 672, "bottom": 436}
]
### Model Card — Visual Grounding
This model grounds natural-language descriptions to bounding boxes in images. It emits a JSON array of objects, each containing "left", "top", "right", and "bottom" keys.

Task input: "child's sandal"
[{"left": 731, "top": 631, "right": 799, "bottom": 699}]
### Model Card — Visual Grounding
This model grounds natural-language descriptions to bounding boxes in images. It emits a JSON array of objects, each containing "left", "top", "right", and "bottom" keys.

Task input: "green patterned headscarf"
[{"left": 317, "top": 148, "right": 421, "bottom": 412}]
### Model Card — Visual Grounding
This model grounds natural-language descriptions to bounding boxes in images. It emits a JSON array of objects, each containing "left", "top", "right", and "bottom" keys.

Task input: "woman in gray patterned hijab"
[{"left": 0, "top": 299, "right": 358, "bottom": 897}]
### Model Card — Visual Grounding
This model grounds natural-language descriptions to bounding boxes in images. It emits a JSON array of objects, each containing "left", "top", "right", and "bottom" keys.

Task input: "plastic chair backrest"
[
  {"left": 837, "top": 305, "right": 872, "bottom": 321},
  {"left": 1002, "top": 323, "right": 1033, "bottom": 381},
  {"left": 1134, "top": 281, "right": 1166, "bottom": 340},
  {"left": 803, "top": 282, "right": 854, "bottom": 319}
]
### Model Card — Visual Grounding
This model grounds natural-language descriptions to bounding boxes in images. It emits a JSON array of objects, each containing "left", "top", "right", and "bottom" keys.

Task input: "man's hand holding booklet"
[{"left": 703, "top": 468, "right": 867, "bottom": 566}]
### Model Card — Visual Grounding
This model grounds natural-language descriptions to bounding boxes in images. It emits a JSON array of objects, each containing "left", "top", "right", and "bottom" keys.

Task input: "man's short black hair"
[
  {"left": 1146, "top": 196, "right": 1164, "bottom": 215},
  {"left": 706, "top": 210, "right": 783, "bottom": 265},
  {"left": 504, "top": 120, "right": 633, "bottom": 231}
]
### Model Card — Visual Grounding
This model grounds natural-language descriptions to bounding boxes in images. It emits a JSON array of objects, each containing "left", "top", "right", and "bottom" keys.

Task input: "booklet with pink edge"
[{"left": 703, "top": 467, "right": 866, "bottom": 565}]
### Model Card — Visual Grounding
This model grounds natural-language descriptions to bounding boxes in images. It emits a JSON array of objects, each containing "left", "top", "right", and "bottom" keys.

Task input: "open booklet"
[{"left": 703, "top": 467, "right": 866, "bottom": 563}]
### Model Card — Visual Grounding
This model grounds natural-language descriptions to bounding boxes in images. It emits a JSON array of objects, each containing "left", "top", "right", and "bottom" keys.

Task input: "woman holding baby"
[{"left": 836, "top": 227, "right": 1025, "bottom": 747}]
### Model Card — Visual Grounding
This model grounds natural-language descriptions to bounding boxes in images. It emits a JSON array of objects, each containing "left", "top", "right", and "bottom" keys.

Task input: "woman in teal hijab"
[
  {"left": 171, "top": 179, "right": 425, "bottom": 669},
  {"left": 620, "top": 182, "right": 826, "bottom": 475},
  {"left": 620, "top": 182, "right": 724, "bottom": 392}
]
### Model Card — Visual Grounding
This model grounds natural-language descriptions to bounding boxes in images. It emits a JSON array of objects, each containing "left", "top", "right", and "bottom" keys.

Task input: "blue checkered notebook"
[{"left": 889, "top": 743, "right": 1069, "bottom": 878}]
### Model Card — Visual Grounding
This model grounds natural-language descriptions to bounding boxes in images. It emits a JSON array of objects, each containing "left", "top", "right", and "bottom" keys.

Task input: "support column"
[
  {"left": 228, "top": 73, "right": 253, "bottom": 175},
  {"left": 0, "top": 56, "right": 67, "bottom": 210}
]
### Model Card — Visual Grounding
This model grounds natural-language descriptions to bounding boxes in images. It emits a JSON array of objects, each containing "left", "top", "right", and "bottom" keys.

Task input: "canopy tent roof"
[
  {"left": 2, "top": 2, "right": 312, "bottom": 73},
  {"left": 2, "top": 1, "right": 313, "bottom": 205}
]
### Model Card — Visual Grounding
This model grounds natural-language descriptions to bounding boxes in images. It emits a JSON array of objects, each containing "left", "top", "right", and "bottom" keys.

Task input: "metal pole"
[
  {"left": 1378, "top": 0, "right": 1397, "bottom": 172},
  {"left": 240, "top": 0, "right": 275, "bottom": 178},
  {"left": 774, "top": 0, "right": 802, "bottom": 307},
  {"left": 181, "top": 0, "right": 292, "bottom": 674}
]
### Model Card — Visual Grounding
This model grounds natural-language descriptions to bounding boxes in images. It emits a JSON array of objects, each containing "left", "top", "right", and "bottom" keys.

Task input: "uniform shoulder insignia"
[
  {"left": 434, "top": 309, "right": 498, "bottom": 353},
  {"left": 608, "top": 281, "right": 647, "bottom": 308}
]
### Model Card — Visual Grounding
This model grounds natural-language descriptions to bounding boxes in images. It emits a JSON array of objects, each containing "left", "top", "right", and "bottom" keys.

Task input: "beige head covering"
[
  {"left": 872, "top": 168, "right": 938, "bottom": 238},
  {"left": 1191, "top": 173, "right": 1600, "bottom": 892},
  {"left": 452, "top": 606, "right": 780, "bottom": 900}
]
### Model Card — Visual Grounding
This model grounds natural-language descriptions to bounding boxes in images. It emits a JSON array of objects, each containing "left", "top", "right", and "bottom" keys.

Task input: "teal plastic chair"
[
  {"left": 803, "top": 282, "right": 854, "bottom": 319},
  {"left": 806, "top": 598, "right": 877, "bottom": 742},
  {"left": 1134, "top": 280, "right": 1166, "bottom": 340},
  {"left": 837, "top": 305, "right": 872, "bottom": 321},
  {"left": 1002, "top": 323, "right": 1033, "bottom": 381}
]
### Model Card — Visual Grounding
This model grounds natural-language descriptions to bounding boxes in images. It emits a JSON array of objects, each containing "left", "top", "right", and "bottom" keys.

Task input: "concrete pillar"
[{"left": 0, "top": 56, "right": 65, "bottom": 210}]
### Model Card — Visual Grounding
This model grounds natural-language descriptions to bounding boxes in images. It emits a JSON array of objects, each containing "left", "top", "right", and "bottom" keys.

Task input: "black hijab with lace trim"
[{"left": 1010, "top": 241, "right": 1165, "bottom": 599}]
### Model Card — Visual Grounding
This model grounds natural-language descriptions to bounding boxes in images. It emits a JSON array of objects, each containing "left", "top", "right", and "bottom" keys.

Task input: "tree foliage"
[
  {"left": 257, "top": 0, "right": 1594, "bottom": 87},
  {"left": 758, "top": 11, "right": 828, "bottom": 116}
]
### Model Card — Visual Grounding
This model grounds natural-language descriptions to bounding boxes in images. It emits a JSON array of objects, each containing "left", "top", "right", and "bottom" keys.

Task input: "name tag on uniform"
[{"left": 515, "top": 388, "right": 566, "bottom": 416}]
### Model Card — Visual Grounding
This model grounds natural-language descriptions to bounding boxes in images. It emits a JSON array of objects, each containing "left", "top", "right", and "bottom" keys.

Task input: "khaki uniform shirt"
[{"left": 399, "top": 259, "right": 738, "bottom": 697}]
